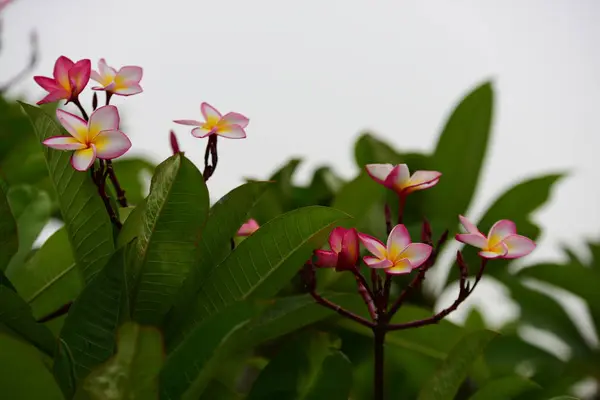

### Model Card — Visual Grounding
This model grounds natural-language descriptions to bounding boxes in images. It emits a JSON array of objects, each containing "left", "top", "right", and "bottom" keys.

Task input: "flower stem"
[
  {"left": 105, "top": 160, "right": 128, "bottom": 207},
  {"left": 203, "top": 135, "right": 219, "bottom": 181},
  {"left": 397, "top": 195, "right": 406, "bottom": 225},
  {"left": 71, "top": 97, "right": 88, "bottom": 121},
  {"left": 105, "top": 91, "right": 113, "bottom": 106}
]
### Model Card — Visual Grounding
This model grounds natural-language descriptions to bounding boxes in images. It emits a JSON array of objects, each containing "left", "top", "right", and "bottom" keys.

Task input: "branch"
[{"left": 310, "top": 289, "right": 375, "bottom": 328}]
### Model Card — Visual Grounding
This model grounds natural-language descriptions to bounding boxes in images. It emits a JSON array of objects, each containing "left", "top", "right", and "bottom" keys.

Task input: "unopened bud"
[
  {"left": 170, "top": 130, "right": 181, "bottom": 154},
  {"left": 92, "top": 92, "right": 98, "bottom": 111}
]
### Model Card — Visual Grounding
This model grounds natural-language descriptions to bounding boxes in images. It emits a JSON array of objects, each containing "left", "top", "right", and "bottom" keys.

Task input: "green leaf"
[
  {"left": 0, "top": 182, "right": 18, "bottom": 270},
  {"left": 74, "top": 322, "right": 164, "bottom": 400},
  {"left": 7, "top": 227, "right": 83, "bottom": 319},
  {"left": 160, "top": 303, "right": 257, "bottom": 400},
  {"left": 132, "top": 153, "right": 209, "bottom": 325},
  {"left": 54, "top": 246, "right": 132, "bottom": 395},
  {"left": 117, "top": 199, "right": 145, "bottom": 248},
  {"left": 174, "top": 206, "right": 349, "bottom": 342},
  {"left": 354, "top": 132, "right": 404, "bottom": 166},
  {"left": 331, "top": 171, "right": 385, "bottom": 228},
  {"left": 422, "top": 81, "right": 494, "bottom": 228},
  {"left": 20, "top": 102, "right": 115, "bottom": 282},
  {"left": 0, "top": 270, "right": 56, "bottom": 357},
  {"left": 247, "top": 331, "right": 352, "bottom": 400},
  {"left": 110, "top": 158, "right": 155, "bottom": 206},
  {"left": 5, "top": 185, "right": 52, "bottom": 273},
  {"left": 0, "top": 332, "right": 64, "bottom": 400},
  {"left": 418, "top": 330, "right": 498, "bottom": 400},
  {"left": 468, "top": 375, "right": 540, "bottom": 400},
  {"left": 166, "top": 181, "right": 269, "bottom": 335}
]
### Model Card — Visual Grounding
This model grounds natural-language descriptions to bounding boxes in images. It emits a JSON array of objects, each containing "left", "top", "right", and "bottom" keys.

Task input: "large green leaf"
[
  {"left": 167, "top": 181, "right": 269, "bottom": 331},
  {"left": 172, "top": 206, "right": 349, "bottom": 343},
  {"left": 74, "top": 322, "right": 164, "bottom": 400},
  {"left": 421, "top": 81, "right": 493, "bottom": 228},
  {"left": 132, "top": 153, "right": 209, "bottom": 325},
  {"left": 20, "top": 103, "right": 115, "bottom": 282},
  {"left": 0, "top": 182, "right": 18, "bottom": 270},
  {"left": 0, "top": 332, "right": 64, "bottom": 400},
  {"left": 160, "top": 303, "right": 257, "bottom": 400},
  {"left": 247, "top": 332, "right": 352, "bottom": 400},
  {"left": 7, "top": 227, "right": 83, "bottom": 319},
  {"left": 54, "top": 246, "right": 131, "bottom": 395},
  {"left": 418, "top": 330, "right": 498, "bottom": 400},
  {"left": 331, "top": 171, "right": 385, "bottom": 229},
  {"left": 110, "top": 158, "right": 155, "bottom": 206},
  {"left": 0, "top": 270, "right": 56, "bottom": 357},
  {"left": 117, "top": 199, "right": 146, "bottom": 248},
  {"left": 5, "top": 185, "right": 52, "bottom": 273},
  {"left": 468, "top": 375, "right": 540, "bottom": 400}
]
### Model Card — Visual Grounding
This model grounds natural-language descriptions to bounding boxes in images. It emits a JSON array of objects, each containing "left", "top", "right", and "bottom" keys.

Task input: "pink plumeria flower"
[
  {"left": 174, "top": 102, "right": 249, "bottom": 139},
  {"left": 91, "top": 58, "right": 143, "bottom": 96},
  {"left": 366, "top": 164, "right": 441, "bottom": 196},
  {"left": 43, "top": 106, "right": 131, "bottom": 172},
  {"left": 455, "top": 216, "right": 536, "bottom": 259},
  {"left": 34, "top": 56, "right": 91, "bottom": 105},
  {"left": 237, "top": 219, "right": 260, "bottom": 236},
  {"left": 314, "top": 227, "right": 359, "bottom": 271},
  {"left": 358, "top": 224, "right": 432, "bottom": 275}
]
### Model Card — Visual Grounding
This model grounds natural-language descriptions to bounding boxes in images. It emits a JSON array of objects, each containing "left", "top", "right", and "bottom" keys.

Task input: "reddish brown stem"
[
  {"left": 397, "top": 195, "right": 407, "bottom": 225},
  {"left": 37, "top": 302, "right": 72, "bottom": 323},
  {"left": 105, "top": 160, "right": 128, "bottom": 207},
  {"left": 309, "top": 289, "right": 375, "bottom": 328},
  {"left": 203, "top": 135, "right": 218, "bottom": 181}
]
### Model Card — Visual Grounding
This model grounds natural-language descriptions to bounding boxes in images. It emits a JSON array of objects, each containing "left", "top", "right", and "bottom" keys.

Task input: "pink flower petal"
[
  {"left": 37, "top": 89, "right": 69, "bottom": 105},
  {"left": 174, "top": 119, "right": 202, "bottom": 126},
  {"left": 53, "top": 56, "right": 74, "bottom": 90},
  {"left": 43, "top": 136, "right": 86, "bottom": 150},
  {"left": 397, "top": 243, "right": 432, "bottom": 269},
  {"left": 221, "top": 112, "right": 249, "bottom": 129},
  {"left": 487, "top": 220, "right": 517, "bottom": 247},
  {"left": 33, "top": 76, "right": 60, "bottom": 92},
  {"left": 111, "top": 84, "right": 143, "bottom": 96},
  {"left": 363, "top": 256, "right": 393, "bottom": 269},
  {"left": 386, "top": 224, "right": 411, "bottom": 261},
  {"left": 386, "top": 259, "right": 413, "bottom": 275},
  {"left": 365, "top": 164, "right": 394, "bottom": 185},
  {"left": 458, "top": 215, "right": 480, "bottom": 235},
  {"left": 191, "top": 127, "right": 214, "bottom": 138},
  {"left": 455, "top": 233, "right": 487, "bottom": 249},
  {"left": 408, "top": 170, "right": 442, "bottom": 187},
  {"left": 70, "top": 145, "right": 96, "bottom": 171},
  {"left": 217, "top": 125, "right": 246, "bottom": 139},
  {"left": 501, "top": 234, "right": 536, "bottom": 259},
  {"left": 117, "top": 66, "right": 143, "bottom": 83},
  {"left": 68, "top": 59, "right": 91, "bottom": 96},
  {"left": 358, "top": 232, "right": 387, "bottom": 259},
  {"left": 328, "top": 227, "right": 346, "bottom": 253},
  {"left": 404, "top": 176, "right": 441, "bottom": 194},
  {"left": 88, "top": 105, "right": 120, "bottom": 140},
  {"left": 385, "top": 164, "right": 411, "bottom": 191},
  {"left": 90, "top": 70, "right": 102, "bottom": 83},
  {"left": 315, "top": 250, "right": 338, "bottom": 268},
  {"left": 56, "top": 108, "right": 88, "bottom": 143},
  {"left": 479, "top": 242, "right": 508, "bottom": 259},
  {"left": 237, "top": 219, "right": 260, "bottom": 236},
  {"left": 98, "top": 58, "right": 117, "bottom": 78},
  {"left": 201, "top": 102, "right": 222, "bottom": 124},
  {"left": 339, "top": 228, "right": 359, "bottom": 266},
  {"left": 93, "top": 130, "right": 132, "bottom": 159}
]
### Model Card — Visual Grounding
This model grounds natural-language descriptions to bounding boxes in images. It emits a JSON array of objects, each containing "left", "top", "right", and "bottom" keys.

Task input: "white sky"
[{"left": 3, "top": 0, "right": 600, "bottom": 265}]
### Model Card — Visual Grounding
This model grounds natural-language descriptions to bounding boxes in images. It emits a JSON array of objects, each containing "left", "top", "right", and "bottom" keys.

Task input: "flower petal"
[
  {"left": 385, "top": 164, "right": 411, "bottom": 191},
  {"left": 53, "top": 56, "right": 74, "bottom": 89},
  {"left": 111, "top": 84, "right": 143, "bottom": 96},
  {"left": 315, "top": 250, "right": 338, "bottom": 268},
  {"left": 116, "top": 66, "right": 143, "bottom": 83},
  {"left": 407, "top": 170, "right": 442, "bottom": 188},
  {"left": 221, "top": 112, "right": 249, "bottom": 128},
  {"left": 201, "top": 102, "right": 222, "bottom": 125},
  {"left": 386, "top": 259, "right": 413, "bottom": 275},
  {"left": 217, "top": 124, "right": 246, "bottom": 139},
  {"left": 458, "top": 215, "right": 480, "bottom": 235},
  {"left": 98, "top": 58, "right": 117, "bottom": 78},
  {"left": 455, "top": 233, "right": 487, "bottom": 249},
  {"left": 363, "top": 256, "right": 393, "bottom": 269},
  {"left": 487, "top": 220, "right": 517, "bottom": 247},
  {"left": 37, "top": 89, "right": 69, "bottom": 105},
  {"left": 358, "top": 233, "right": 387, "bottom": 259},
  {"left": 501, "top": 235, "right": 536, "bottom": 259},
  {"left": 93, "top": 130, "right": 131, "bottom": 159},
  {"left": 339, "top": 228, "right": 359, "bottom": 266},
  {"left": 90, "top": 70, "right": 103, "bottom": 83},
  {"left": 237, "top": 219, "right": 260, "bottom": 236},
  {"left": 365, "top": 164, "right": 394, "bottom": 185},
  {"left": 43, "top": 136, "right": 86, "bottom": 150},
  {"left": 70, "top": 146, "right": 96, "bottom": 171},
  {"left": 397, "top": 243, "right": 432, "bottom": 269},
  {"left": 328, "top": 227, "right": 345, "bottom": 253},
  {"left": 56, "top": 108, "right": 88, "bottom": 143},
  {"left": 479, "top": 242, "right": 508, "bottom": 259},
  {"left": 191, "top": 127, "right": 214, "bottom": 138},
  {"left": 33, "top": 76, "right": 60, "bottom": 92},
  {"left": 68, "top": 59, "right": 91, "bottom": 96},
  {"left": 404, "top": 176, "right": 441, "bottom": 194},
  {"left": 174, "top": 120, "right": 202, "bottom": 126},
  {"left": 386, "top": 224, "right": 411, "bottom": 261},
  {"left": 88, "top": 105, "right": 120, "bottom": 140}
]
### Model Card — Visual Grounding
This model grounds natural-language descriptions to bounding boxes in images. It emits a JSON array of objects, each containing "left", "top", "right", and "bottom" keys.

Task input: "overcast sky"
[{"left": 4, "top": 0, "right": 600, "bottom": 264}]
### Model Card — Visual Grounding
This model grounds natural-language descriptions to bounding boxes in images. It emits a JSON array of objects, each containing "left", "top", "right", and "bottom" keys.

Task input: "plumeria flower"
[
  {"left": 174, "top": 102, "right": 249, "bottom": 139},
  {"left": 455, "top": 216, "right": 536, "bottom": 259},
  {"left": 34, "top": 56, "right": 91, "bottom": 105},
  {"left": 314, "top": 227, "right": 359, "bottom": 271},
  {"left": 358, "top": 224, "right": 432, "bottom": 275},
  {"left": 237, "top": 219, "right": 260, "bottom": 236},
  {"left": 366, "top": 164, "right": 441, "bottom": 196},
  {"left": 43, "top": 106, "right": 131, "bottom": 171},
  {"left": 91, "top": 58, "right": 143, "bottom": 96}
]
